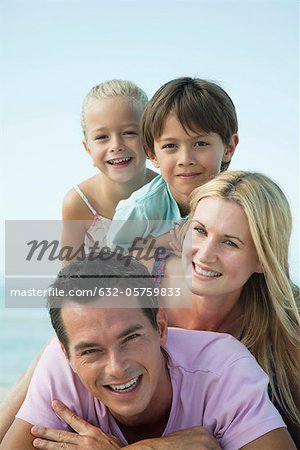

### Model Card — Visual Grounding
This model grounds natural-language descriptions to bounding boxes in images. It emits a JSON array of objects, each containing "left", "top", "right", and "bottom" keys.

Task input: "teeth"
[
  {"left": 194, "top": 265, "right": 221, "bottom": 277},
  {"left": 108, "top": 157, "right": 131, "bottom": 165},
  {"left": 109, "top": 376, "right": 139, "bottom": 393}
]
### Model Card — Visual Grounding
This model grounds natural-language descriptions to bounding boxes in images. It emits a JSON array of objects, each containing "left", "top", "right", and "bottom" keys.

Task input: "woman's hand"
[{"left": 31, "top": 400, "right": 123, "bottom": 449}]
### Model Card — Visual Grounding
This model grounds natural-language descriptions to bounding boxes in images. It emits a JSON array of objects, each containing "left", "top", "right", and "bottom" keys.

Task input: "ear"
[
  {"left": 146, "top": 149, "right": 160, "bottom": 169},
  {"left": 82, "top": 140, "right": 91, "bottom": 157},
  {"left": 60, "top": 341, "right": 76, "bottom": 371},
  {"left": 222, "top": 133, "right": 239, "bottom": 163},
  {"left": 156, "top": 308, "right": 168, "bottom": 345}
]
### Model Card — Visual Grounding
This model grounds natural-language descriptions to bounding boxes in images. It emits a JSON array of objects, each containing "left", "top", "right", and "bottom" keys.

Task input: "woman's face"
[{"left": 182, "top": 197, "right": 262, "bottom": 301}]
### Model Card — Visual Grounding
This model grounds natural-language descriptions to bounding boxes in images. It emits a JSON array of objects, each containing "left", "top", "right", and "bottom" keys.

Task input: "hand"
[
  {"left": 169, "top": 220, "right": 190, "bottom": 257},
  {"left": 126, "top": 426, "right": 221, "bottom": 450},
  {"left": 31, "top": 400, "right": 123, "bottom": 449}
]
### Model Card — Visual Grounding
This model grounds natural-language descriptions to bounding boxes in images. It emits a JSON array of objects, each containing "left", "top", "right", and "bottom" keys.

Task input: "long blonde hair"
[{"left": 189, "top": 170, "right": 300, "bottom": 424}]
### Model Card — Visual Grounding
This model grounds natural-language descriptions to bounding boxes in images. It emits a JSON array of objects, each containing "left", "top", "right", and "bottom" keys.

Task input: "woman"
[{"left": 145, "top": 171, "right": 300, "bottom": 445}]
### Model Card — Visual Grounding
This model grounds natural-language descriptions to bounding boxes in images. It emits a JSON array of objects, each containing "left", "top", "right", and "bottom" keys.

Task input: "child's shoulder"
[
  {"left": 62, "top": 175, "right": 99, "bottom": 220},
  {"left": 122, "top": 174, "right": 166, "bottom": 205}
]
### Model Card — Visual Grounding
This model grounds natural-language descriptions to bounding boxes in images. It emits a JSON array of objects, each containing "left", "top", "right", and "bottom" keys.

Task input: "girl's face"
[
  {"left": 182, "top": 197, "right": 262, "bottom": 303},
  {"left": 83, "top": 97, "right": 147, "bottom": 183}
]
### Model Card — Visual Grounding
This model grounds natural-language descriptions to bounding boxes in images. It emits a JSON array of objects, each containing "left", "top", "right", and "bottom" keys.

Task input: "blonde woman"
[{"left": 141, "top": 171, "right": 300, "bottom": 446}]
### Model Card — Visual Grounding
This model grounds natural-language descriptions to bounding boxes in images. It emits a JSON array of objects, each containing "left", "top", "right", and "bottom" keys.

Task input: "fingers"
[
  {"left": 51, "top": 400, "right": 89, "bottom": 434},
  {"left": 31, "top": 425, "right": 80, "bottom": 445},
  {"left": 32, "top": 437, "right": 77, "bottom": 449}
]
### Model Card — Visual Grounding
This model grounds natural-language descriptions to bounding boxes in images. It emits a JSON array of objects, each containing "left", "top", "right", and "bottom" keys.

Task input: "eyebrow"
[
  {"left": 118, "top": 324, "right": 144, "bottom": 339},
  {"left": 192, "top": 220, "right": 245, "bottom": 245},
  {"left": 73, "top": 324, "right": 144, "bottom": 353},
  {"left": 91, "top": 123, "right": 139, "bottom": 132},
  {"left": 157, "top": 133, "right": 210, "bottom": 142}
]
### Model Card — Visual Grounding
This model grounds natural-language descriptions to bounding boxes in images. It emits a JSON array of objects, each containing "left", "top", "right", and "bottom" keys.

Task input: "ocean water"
[{"left": 0, "top": 302, "right": 53, "bottom": 388}]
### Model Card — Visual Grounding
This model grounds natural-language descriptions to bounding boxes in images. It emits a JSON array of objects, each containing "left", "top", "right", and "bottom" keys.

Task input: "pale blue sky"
[{"left": 1, "top": 0, "right": 299, "bottom": 281}]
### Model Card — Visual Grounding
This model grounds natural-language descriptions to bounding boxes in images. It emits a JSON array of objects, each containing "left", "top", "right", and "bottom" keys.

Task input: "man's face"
[{"left": 61, "top": 298, "right": 169, "bottom": 425}]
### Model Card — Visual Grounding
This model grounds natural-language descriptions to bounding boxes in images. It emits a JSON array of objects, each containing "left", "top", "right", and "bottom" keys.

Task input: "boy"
[{"left": 107, "top": 77, "right": 239, "bottom": 251}]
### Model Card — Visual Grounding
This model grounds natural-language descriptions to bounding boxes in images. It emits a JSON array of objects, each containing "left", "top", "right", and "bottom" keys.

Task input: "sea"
[{"left": 0, "top": 292, "right": 53, "bottom": 399}]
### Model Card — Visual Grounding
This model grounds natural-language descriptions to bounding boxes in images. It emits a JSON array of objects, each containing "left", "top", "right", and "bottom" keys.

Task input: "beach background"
[{"left": 0, "top": 0, "right": 299, "bottom": 402}]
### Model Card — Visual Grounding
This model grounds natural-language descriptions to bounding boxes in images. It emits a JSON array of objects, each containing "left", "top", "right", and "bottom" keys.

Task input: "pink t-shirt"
[{"left": 17, "top": 329, "right": 285, "bottom": 450}]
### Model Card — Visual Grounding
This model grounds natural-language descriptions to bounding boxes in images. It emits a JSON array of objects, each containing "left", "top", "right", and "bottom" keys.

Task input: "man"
[{"left": 1, "top": 253, "right": 295, "bottom": 450}]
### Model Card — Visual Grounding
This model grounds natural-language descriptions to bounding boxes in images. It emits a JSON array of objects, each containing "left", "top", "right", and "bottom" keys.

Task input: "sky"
[{"left": 0, "top": 0, "right": 299, "bottom": 283}]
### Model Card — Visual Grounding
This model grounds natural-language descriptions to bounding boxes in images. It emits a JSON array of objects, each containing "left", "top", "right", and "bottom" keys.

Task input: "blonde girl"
[{"left": 62, "top": 79, "right": 156, "bottom": 261}]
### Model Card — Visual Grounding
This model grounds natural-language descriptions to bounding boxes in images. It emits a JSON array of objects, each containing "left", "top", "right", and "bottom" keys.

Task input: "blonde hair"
[
  {"left": 81, "top": 79, "right": 148, "bottom": 139},
  {"left": 189, "top": 170, "right": 300, "bottom": 425}
]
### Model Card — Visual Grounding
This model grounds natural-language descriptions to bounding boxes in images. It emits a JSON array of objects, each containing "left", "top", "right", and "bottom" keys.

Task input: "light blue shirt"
[{"left": 107, "top": 175, "right": 185, "bottom": 251}]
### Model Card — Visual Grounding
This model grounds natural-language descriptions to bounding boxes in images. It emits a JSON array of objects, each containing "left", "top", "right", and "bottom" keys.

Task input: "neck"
[
  {"left": 168, "top": 292, "right": 243, "bottom": 337},
  {"left": 168, "top": 188, "right": 189, "bottom": 217},
  {"left": 192, "top": 295, "right": 243, "bottom": 335},
  {"left": 101, "top": 168, "right": 154, "bottom": 217}
]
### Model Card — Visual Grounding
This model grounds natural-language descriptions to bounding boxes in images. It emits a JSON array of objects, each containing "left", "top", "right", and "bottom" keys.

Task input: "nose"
[
  {"left": 195, "top": 238, "right": 218, "bottom": 264},
  {"left": 105, "top": 349, "right": 129, "bottom": 380},
  {"left": 177, "top": 148, "right": 196, "bottom": 166},
  {"left": 109, "top": 134, "right": 124, "bottom": 152}
]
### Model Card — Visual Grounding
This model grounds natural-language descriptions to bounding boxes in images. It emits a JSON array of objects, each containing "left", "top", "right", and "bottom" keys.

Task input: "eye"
[
  {"left": 81, "top": 348, "right": 99, "bottom": 356},
  {"left": 223, "top": 240, "right": 238, "bottom": 248},
  {"left": 123, "top": 130, "right": 138, "bottom": 136},
  {"left": 95, "top": 135, "right": 108, "bottom": 141},
  {"left": 193, "top": 226, "right": 207, "bottom": 236},
  {"left": 194, "top": 140, "right": 208, "bottom": 147},
  {"left": 162, "top": 143, "right": 176, "bottom": 150},
  {"left": 124, "top": 333, "right": 140, "bottom": 343}
]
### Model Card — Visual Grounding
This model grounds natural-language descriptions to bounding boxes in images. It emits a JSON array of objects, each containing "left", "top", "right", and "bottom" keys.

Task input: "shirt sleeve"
[
  {"left": 106, "top": 201, "right": 151, "bottom": 252},
  {"left": 16, "top": 338, "right": 90, "bottom": 430},
  {"left": 203, "top": 355, "right": 286, "bottom": 450}
]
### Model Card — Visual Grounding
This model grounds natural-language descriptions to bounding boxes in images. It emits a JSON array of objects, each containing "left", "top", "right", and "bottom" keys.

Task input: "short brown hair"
[
  {"left": 142, "top": 77, "right": 238, "bottom": 167},
  {"left": 48, "top": 252, "right": 159, "bottom": 356}
]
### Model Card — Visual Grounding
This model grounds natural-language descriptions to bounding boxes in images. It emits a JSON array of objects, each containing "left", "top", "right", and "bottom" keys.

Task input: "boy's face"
[{"left": 149, "top": 114, "right": 238, "bottom": 212}]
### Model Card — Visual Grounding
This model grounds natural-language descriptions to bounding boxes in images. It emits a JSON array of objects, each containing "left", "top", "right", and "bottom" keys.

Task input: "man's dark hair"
[{"left": 48, "top": 252, "right": 159, "bottom": 356}]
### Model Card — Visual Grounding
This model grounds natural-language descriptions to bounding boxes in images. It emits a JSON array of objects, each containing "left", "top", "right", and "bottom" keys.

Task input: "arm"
[
  {"left": 125, "top": 428, "right": 221, "bottom": 450},
  {"left": 0, "top": 418, "right": 35, "bottom": 450},
  {"left": 283, "top": 413, "right": 300, "bottom": 450},
  {"left": 61, "top": 189, "right": 91, "bottom": 265},
  {"left": 240, "top": 428, "right": 296, "bottom": 450},
  {"left": 30, "top": 402, "right": 220, "bottom": 450},
  {"left": 0, "top": 347, "right": 45, "bottom": 442},
  {"left": 126, "top": 428, "right": 296, "bottom": 450}
]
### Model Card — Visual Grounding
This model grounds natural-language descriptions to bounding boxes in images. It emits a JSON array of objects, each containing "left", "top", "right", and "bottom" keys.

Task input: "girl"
[{"left": 62, "top": 79, "right": 156, "bottom": 261}]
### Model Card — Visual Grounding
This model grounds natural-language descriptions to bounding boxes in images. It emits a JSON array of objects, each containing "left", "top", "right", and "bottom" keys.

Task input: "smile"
[
  {"left": 108, "top": 376, "right": 140, "bottom": 393},
  {"left": 107, "top": 157, "right": 132, "bottom": 165},
  {"left": 194, "top": 264, "right": 221, "bottom": 278},
  {"left": 176, "top": 173, "right": 200, "bottom": 179}
]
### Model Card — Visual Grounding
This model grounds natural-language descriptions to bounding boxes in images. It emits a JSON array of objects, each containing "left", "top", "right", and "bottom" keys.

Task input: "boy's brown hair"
[{"left": 141, "top": 77, "right": 238, "bottom": 170}]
